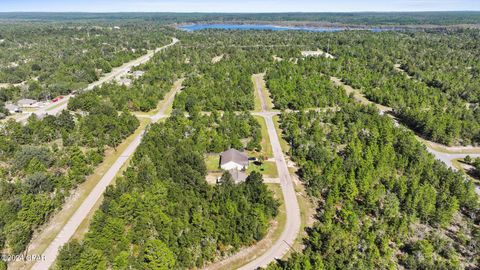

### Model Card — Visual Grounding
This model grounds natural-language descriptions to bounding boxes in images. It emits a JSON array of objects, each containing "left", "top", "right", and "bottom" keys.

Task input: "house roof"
[
  {"left": 228, "top": 169, "right": 248, "bottom": 183},
  {"left": 5, "top": 103, "right": 19, "bottom": 111},
  {"left": 220, "top": 148, "right": 249, "bottom": 166},
  {"left": 116, "top": 77, "right": 132, "bottom": 85},
  {"left": 132, "top": 70, "right": 145, "bottom": 76},
  {"left": 17, "top": 99, "right": 37, "bottom": 106}
]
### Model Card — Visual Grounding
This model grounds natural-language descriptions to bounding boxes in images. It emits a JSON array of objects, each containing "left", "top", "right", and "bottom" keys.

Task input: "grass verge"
[
  {"left": 254, "top": 115, "right": 273, "bottom": 158},
  {"left": 45, "top": 100, "right": 68, "bottom": 111},
  {"left": 252, "top": 74, "right": 274, "bottom": 112},
  {"left": 272, "top": 115, "right": 290, "bottom": 153},
  {"left": 283, "top": 176, "right": 314, "bottom": 259},
  {"left": 247, "top": 161, "right": 278, "bottom": 178},
  {"left": 417, "top": 137, "right": 480, "bottom": 154}
]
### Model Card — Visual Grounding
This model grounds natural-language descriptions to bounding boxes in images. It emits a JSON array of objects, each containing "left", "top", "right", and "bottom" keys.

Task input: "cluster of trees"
[
  {"left": 171, "top": 30, "right": 299, "bottom": 112},
  {"left": 266, "top": 59, "right": 348, "bottom": 109},
  {"left": 267, "top": 104, "right": 479, "bottom": 269},
  {"left": 309, "top": 30, "right": 480, "bottom": 145},
  {"left": 174, "top": 50, "right": 258, "bottom": 112},
  {"left": 464, "top": 155, "right": 480, "bottom": 178},
  {"left": 0, "top": 23, "right": 171, "bottom": 103},
  {"left": 56, "top": 112, "right": 277, "bottom": 269},
  {"left": 84, "top": 46, "right": 189, "bottom": 112},
  {"left": 170, "top": 28, "right": 479, "bottom": 146},
  {"left": 398, "top": 30, "right": 480, "bottom": 104},
  {"left": 174, "top": 62, "right": 254, "bottom": 112},
  {"left": 67, "top": 96, "right": 139, "bottom": 148},
  {"left": 0, "top": 93, "right": 139, "bottom": 255}
]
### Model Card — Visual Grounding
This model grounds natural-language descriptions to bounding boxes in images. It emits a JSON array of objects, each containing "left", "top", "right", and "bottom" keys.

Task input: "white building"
[
  {"left": 17, "top": 99, "right": 38, "bottom": 108},
  {"left": 116, "top": 77, "right": 132, "bottom": 86},
  {"left": 5, "top": 103, "right": 21, "bottom": 114},
  {"left": 132, "top": 70, "right": 145, "bottom": 79},
  {"left": 220, "top": 148, "right": 249, "bottom": 171}
]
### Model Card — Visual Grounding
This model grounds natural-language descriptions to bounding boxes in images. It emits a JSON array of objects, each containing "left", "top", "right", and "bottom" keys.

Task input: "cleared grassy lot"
[
  {"left": 273, "top": 115, "right": 290, "bottom": 153},
  {"left": 247, "top": 160, "right": 278, "bottom": 178},
  {"left": 205, "top": 154, "right": 220, "bottom": 171}
]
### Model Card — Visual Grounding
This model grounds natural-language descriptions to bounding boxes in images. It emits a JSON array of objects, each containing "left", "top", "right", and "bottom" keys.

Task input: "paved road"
[
  {"left": 239, "top": 114, "right": 301, "bottom": 270},
  {"left": 425, "top": 148, "right": 480, "bottom": 195},
  {"left": 424, "top": 149, "right": 480, "bottom": 170},
  {"left": 29, "top": 64, "right": 182, "bottom": 270},
  {"left": 15, "top": 38, "right": 179, "bottom": 123},
  {"left": 237, "top": 74, "right": 301, "bottom": 270}
]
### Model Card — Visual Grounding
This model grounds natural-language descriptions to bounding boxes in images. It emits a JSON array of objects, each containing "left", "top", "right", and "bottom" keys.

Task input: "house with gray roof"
[
  {"left": 228, "top": 169, "right": 248, "bottom": 183},
  {"left": 5, "top": 103, "right": 21, "bottom": 114},
  {"left": 220, "top": 148, "right": 249, "bottom": 171},
  {"left": 116, "top": 77, "right": 132, "bottom": 86},
  {"left": 17, "top": 99, "right": 38, "bottom": 108},
  {"left": 132, "top": 70, "right": 145, "bottom": 78}
]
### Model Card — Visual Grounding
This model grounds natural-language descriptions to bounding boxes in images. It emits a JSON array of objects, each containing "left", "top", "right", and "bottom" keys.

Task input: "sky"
[{"left": 1, "top": 0, "right": 479, "bottom": 13}]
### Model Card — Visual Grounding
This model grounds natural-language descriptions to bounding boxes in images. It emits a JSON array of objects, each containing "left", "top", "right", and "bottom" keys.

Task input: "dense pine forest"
[
  {"left": 0, "top": 99, "right": 138, "bottom": 255},
  {"left": 0, "top": 23, "right": 172, "bottom": 108},
  {"left": 56, "top": 112, "right": 278, "bottom": 269},
  {"left": 1, "top": 12, "right": 480, "bottom": 25},
  {"left": 267, "top": 105, "right": 479, "bottom": 269}
]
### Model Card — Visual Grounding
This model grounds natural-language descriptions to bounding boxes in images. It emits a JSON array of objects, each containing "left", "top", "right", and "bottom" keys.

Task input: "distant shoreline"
[{"left": 174, "top": 21, "right": 480, "bottom": 31}]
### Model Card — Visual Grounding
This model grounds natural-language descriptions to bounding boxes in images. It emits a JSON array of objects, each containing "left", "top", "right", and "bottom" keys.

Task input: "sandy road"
[
  {"left": 28, "top": 63, "right": 181, "bottom": 270},
  {"left": 14, "top": 37, "right": 179, "bottom": 123},
  {"left": 253, "top": 73, "right": 270, "bottom": 112}
]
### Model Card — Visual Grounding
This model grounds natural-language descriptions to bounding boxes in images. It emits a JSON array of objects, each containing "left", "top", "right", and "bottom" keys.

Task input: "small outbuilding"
[
  {"left": 5, "top": 103, "right": 21, "bottom": 114},
  {"left": 17, "top": 99, "right": 38, "bottom": 108},
  {"left": 116, "top": 77, "right": 132, "bottom": 86},
  {"left": 132, "top": 70, "right": 145, "bottom": 78},
  {"left": 228, "top": 169, "right": 248, "bottom": 183},
  {"left": 220, "top": 148, "right": 249, "bottom": 171}
]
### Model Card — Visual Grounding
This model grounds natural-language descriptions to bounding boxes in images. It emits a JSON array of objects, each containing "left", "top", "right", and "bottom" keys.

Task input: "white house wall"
[{"left": 221, "top": 161, "right": 244, "bottom": 171}]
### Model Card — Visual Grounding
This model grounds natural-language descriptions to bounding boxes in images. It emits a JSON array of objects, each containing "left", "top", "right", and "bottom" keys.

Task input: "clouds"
[{"left": 1, "top": 0, "right": 479, "bottom": 12}]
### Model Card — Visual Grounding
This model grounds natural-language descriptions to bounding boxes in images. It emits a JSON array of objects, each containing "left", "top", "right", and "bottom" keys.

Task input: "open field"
[
  {"left": 254, "top": 115, "right": 274, "bottom": 158},
  {"left": 272, "top": 115, "right": 290, "bottom": 153}
]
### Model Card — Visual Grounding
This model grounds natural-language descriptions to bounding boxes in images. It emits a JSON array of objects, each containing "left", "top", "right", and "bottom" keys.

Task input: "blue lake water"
[{"left": 178, "top": 24, "right": 394, "bottom": 32}]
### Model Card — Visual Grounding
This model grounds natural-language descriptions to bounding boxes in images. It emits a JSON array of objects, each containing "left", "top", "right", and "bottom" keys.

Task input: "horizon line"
[{"left": 1, "top": 10, "right": 480, "bottom": 14}]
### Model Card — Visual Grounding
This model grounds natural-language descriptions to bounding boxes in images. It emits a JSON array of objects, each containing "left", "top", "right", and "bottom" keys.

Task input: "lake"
[{"left": 178, "top": 24, "right": 395, "bottom": 32}]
